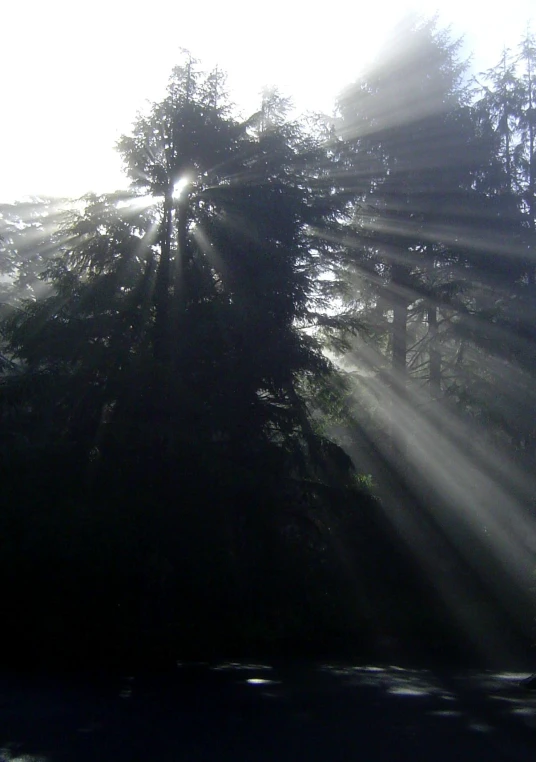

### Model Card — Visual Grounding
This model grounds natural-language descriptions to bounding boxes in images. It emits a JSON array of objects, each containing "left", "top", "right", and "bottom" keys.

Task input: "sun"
[{"left": 172, "top": 177, "right": 191, "bottom": 200}]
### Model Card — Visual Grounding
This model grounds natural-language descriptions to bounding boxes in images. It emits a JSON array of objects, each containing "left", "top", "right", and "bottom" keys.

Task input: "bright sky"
[{"left": 1, "top": 0, "right": 535, "bottom": 201}]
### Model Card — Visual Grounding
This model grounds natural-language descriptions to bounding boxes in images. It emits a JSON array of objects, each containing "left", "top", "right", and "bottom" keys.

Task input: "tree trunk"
[
  {"left": 169, "top": 197, "right": 189, "bottom": 369},
  {"left": 427, "top": 303, "right": 441, "bottom": 399},
  {"left": 390, "top": 265, "right": 408, "bottom": 471},
  {"left": 153, "top": 192, "right": 173, "bottom": 366},
  {"left": 391, "top": 264, "right": 408, "bottom": 380}
]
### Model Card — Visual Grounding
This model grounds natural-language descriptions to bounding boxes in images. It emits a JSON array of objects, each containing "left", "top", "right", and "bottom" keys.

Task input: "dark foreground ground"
[{"left": 1, "top": 662, "right": 535, "bottom": 761}]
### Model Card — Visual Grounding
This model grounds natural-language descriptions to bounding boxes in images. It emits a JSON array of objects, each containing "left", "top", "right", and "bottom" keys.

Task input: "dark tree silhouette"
[{"left": 0, "top": 57, "right": 388, "bottom": 667}]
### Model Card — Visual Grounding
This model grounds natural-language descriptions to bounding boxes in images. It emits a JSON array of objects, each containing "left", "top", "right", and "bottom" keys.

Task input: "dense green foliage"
[{"left": 1, "top": 27, "right": 535, "bottom": 669}]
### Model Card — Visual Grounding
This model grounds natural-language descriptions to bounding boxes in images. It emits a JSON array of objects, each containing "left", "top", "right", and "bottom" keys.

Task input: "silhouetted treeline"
[{"left": 1, "top": 22, "right": 535, "bottom": 670}]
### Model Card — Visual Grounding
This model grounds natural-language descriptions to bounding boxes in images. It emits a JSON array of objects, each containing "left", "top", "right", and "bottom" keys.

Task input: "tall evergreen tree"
[
  {"left": 330, "top": 20, "right": 480, "bottom": 461},
  {"left": 448, "top": 33, "right": 536, "bottom": 458},
  {"left": 0, "top": 57, "right": 375, "bottom": 663}
]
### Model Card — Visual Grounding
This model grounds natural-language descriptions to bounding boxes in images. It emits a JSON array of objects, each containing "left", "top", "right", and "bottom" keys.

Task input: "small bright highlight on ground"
[{"left": 246, "top": 678, "right": 279, "bottom": 685}]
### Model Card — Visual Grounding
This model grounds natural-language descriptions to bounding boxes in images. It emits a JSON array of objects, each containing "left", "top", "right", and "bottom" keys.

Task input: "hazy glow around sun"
[{"left": 1, "top": 0, "right": 534, "bottom": 201}]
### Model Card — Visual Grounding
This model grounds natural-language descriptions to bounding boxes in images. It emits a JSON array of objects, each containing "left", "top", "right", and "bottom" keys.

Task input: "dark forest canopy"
[{"left": 1, "top": 22, "right": 535, "bottom": 670}]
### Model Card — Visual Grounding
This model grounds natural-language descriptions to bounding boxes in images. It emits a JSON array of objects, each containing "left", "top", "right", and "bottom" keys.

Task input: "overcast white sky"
[{"left": 1, "top": 0, "right": 535, "bottom": 201}]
